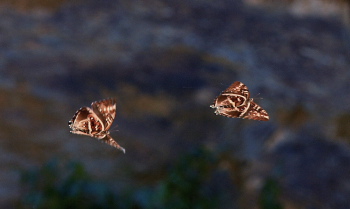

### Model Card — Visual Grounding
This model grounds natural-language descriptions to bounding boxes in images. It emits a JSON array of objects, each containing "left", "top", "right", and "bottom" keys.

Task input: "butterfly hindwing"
[{"left": 242, "top": 101, "right": 269, "bottom": 121}]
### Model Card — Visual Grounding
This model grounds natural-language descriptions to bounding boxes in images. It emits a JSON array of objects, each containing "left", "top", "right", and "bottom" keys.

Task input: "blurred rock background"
[{"left": 0, "top": 0, "right": 349, "bottom": 208}]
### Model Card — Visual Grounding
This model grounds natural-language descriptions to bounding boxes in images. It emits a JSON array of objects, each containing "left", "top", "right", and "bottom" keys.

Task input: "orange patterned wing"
[
  {"left": 91, "top": 98, "right": 116, "bottom": 131},
  {"left": 68, "top": 98, "right": 125, "bottom": 152},
  {"left": 210, "top": 81, "right": 269, "bottom": 121}
]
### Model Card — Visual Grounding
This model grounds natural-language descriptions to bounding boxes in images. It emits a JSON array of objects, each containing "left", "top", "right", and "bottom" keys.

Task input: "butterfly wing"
[
  {"left": 68, "top": 107, "right": 105, "bottom": 136},
  {"left": 213, "top": 101, "right": 269, "bottom": 121},
  {"left": 91, "top": 98, "right": 116, "bottom": 131},
  {"left": 69, "top": 98, "right": 124, "bottom": 153},
  {"left": 224, "top": 81, "right": 250, "bottom": 98},
  {"left": 213, "top": 105, "right": 246, "bottom": 118},
  {"left": 242, "top": 101, "right": 269, "bottom": 121},
  {"left": 210, "top": 81, "right": 269, "bottom": 121},
  {"left": 211, "top": 81, "right": 250, "bottom": 109}
]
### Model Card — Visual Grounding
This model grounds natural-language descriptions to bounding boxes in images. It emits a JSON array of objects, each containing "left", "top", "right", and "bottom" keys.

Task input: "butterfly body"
[
  {"left": 68, "top": 98, "right": 125, "bottom": 153},
  {"left": 210, "top": 81, "right": 269, "bottom": 121}
]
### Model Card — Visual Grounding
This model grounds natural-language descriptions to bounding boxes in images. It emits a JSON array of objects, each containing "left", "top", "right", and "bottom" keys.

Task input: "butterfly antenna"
[
  {"left": 254, "top": 93, "right": 263, "bottom": 100},
  {"left": 110, "top": 124, "right": 119, "bottom": 133}
]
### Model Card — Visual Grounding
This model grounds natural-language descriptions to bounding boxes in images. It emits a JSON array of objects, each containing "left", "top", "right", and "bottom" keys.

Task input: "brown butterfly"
[
  {"left": 68, "top": 98, "right": 125, "bottom": 153},
  {"left": 210, "top": 81, "right": 269, "bottom": 121}
]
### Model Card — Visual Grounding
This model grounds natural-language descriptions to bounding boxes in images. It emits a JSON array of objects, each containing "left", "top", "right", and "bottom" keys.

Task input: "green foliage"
[
  {"left": 150, "top": 147, "right": 219, "bottom": 209},
  {"left": 259, "top": 178, "right": 283, "bottom": 209},
  {"left": 19, "top": 147, "right": 221, "bottom": 209},
  {"left": 19, "top": 159, "right": 118, "bottom": 209}
]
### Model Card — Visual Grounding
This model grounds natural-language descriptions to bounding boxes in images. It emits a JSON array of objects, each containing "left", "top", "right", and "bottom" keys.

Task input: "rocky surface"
[{"left": 0, "top": 0, "right": 349, "bottom": 208}]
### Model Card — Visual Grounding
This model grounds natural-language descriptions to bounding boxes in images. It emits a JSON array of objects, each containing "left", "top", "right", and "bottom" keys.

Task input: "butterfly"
[
  {"left": 68, "top": 98, "right": 125, "bottom": 153},
  {"left": 210, "top": 81, "right": 269, "bottom": 121}
]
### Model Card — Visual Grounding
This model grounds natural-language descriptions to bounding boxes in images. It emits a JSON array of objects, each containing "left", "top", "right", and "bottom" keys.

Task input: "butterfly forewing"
[
  {"left": 224, "top": 81, "right": 250, "bottom": 98},
  {"left": 91, "top": 98, "right": 116, "bottom": 131},
  {"left": 210, "top": 81, "right": 269, "bottom": 121},
  {"left": 212, "top": 81, "right": 250, "bottom": 109}
]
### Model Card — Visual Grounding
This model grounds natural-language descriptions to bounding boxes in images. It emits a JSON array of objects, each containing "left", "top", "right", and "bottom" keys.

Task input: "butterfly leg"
[{"left": 213, "top": 106, "right": 224, "bottom": 115}]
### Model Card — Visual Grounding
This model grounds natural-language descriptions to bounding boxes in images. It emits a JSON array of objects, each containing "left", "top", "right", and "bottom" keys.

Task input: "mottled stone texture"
[{"left": 0, "top": 0, "right": 349, "bottom": 208}]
